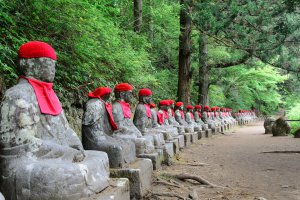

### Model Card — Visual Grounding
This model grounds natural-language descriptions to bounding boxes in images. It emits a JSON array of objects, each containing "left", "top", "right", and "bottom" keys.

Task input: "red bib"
[
  {"left": 20, "top": 76, "right": 62, "bottom": 116},
  {"left": 163, "top": 110, "right": 169, "bottom": 119},
  {"left": 144, "top": 104, "right": 152, "bottom": 118},
  {"left": 190, "top": 112, "right": 194, "bottom": 120},
  {"left": 104, "top": 103, "right": 118, "bottom": 130},
  {"left": 157, "top": 111, "right": 164, "bottom": 125},
  {"left": 197, "top": 111, "right": 202, "bottom": 118},
  {"left": 170, "top": 109, "right": 175, "bottom": 116},
  {"left": 179, "top": 110, "right": 185, "bottom": 119},
  {"left": 119, "top": 101, "right": 131, "bottom": 118}
]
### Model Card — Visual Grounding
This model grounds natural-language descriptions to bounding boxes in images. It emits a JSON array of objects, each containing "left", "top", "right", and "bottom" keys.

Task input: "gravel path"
[{"left": 148, "top": 122, "right": 300, "bottom": 200}]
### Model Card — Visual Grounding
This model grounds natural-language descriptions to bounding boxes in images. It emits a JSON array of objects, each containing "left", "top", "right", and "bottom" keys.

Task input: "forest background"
[{"left": 0, "top": 0, "right": 299, "bottom": 133}]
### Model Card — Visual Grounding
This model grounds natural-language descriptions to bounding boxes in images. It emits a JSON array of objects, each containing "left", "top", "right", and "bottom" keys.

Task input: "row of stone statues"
[{"left": 0, "top": 41, "right": 256, "bottom": 200}]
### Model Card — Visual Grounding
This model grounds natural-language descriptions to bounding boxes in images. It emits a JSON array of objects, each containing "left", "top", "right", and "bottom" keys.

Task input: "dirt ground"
[{"left": 146, "top": 122, "right": 300, "bottom": 200}]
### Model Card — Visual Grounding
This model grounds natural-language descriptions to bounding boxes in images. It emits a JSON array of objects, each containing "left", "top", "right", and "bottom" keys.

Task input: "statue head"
[
  {"left": 204, "top": 105, "right": 210, "bottom": 112},
  {"left": 18, "top": 41, "right": 57, "bottom": 82},
  {"left": 158, "top": 100, "right": 170, "bottom": 111},
  {"left": 168, "top": 100, "right": 175, "bottom": 109},
  {"left": 195, "top": 105, "right": 202, "bottom": 112},
  {"left": 88, "top": 87, "right": 112, "bottom": 102},
  {"left": 175, "top": 102, "right": 183, "bottom": 110},
  {"left": 114, "top": 83, "right": 133, "bottom": 103},
  {"left": 186, "top": 105, "right": 194, "bottom": 112},
  {"left": 138, "top": 88, "right": 152, "bottom": 104}
]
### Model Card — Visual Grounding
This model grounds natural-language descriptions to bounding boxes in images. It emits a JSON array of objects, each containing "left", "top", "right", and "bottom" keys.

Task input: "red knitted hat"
[
  {"left": 138, "top": 88, "right": 152, "bottom": 96},
  {"left": 204, "top": 105, "right": 210, "bottom": 111},
  {"left": 220, "top": 107, "right": 224, "bottom": 111},
  {"left": 159, "top": 100, "right": 170, "bottom": 106},
  {"left": 168, "top": 99, "right": 174, "bottom": 104},
  {"left": 114, "top": 83, "right": 133, "bottom": 92},
  {"left": 175, "top": 102, "right": 183, "bottom": 107},
  {"left": 195, "top": 105, "right": 202, "bottom": 109},
  {"left": 18, "top": 41, "right": 57, "bottom": 60},
  {"left": 149, "top": 103, "right": 156, "bottom": 108},
  {"left": 186, "top": 105, "right": 194, "bottom": 109},
  {"left": 88, "top": 87, "right": 111, "bottom": 98}
]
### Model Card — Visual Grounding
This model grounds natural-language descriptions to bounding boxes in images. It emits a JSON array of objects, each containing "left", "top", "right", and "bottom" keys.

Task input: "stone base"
[
  {"left": 205, "top": 129, "right": 212, "bottom": 138},
  {"left": 184, "top": 133, "right": 191, "bottom": 147},
  {"left": 138, "top": 151, "right": 161, "bottom": 170},
  {"left": 174, "top": 135, "right": 185, "bottom": 149},
  {"left": 162, "top": 142, "right": 174, "bottom": 165},
  {"left": 110, "top": 158, "right": 153, "bottom": 199},
  {"left": 220, "top": 125, "right": 224, "bottom": 133},
  {"left": 169, "top": 138, "right": 180, "bottom": 154},
  {"left": 191, "top": 132, "right": 198, "bottom": 143},
  {"left": 82, "top": 178, "right": 130, "bottom": 200},
  {"left": 198, "top": 131, "right": 205, "bottom": 139}
]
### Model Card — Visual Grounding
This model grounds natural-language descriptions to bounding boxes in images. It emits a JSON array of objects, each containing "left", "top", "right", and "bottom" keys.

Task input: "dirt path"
[{"left": 147, "top": 122, "right": 300, "bottom": 200}]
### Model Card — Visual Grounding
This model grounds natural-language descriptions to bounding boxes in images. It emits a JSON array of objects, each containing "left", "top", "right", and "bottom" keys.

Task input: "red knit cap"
[
  {"left": 168, "top": 99, "right": 174, "bottom": 104},
  {"left": 175, "top": 102, "right": 183, "bottom": 107},
  {"left": 195, "top": 105, "right": 202, "bottom": 109},
  {"left": 159, "top": 100, "right": 170, "bottom": 106},
  {"left": 114, "top": 83, "right": 133, "bottom": 92},
  {"left": 220, "top": 107, "right": 224, "bottom": 111},
  {"left": 18, "top": 41, "right": 57, "bottom": 60},
  {"left": 138, "top": 88, "right": 152, "bottom": 96},
  {"left": 186, "top": 105, "right": 194, "bottom": 109},
  {"left": 149, "top": 103, "right": 156, "bottom": 108},
  {"left": 204, "top": 105, "right": 210, "bottom": 111},
  {"left": 88, "top": 87, "right": 111, "bottom": 98}
]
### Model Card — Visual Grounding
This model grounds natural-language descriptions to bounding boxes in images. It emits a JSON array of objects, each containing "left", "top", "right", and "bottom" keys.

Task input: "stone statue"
[
  {"left": 112, "top": 83, "right": 155, "bottom": 154},
  {"left": 157, "top": 100, "right": 180, "bottom": 136},
  {"left": 167, "top": 100, "right": 185, "bottom": 134},
  {"left": 133, "top": 88, "right": 165, "bottom": 147},
  {"left": 202, "top": 105, "right": 216, "bottom": 131},
  {"left": 82, "top": 87, "right": 136, "bottom": 168},
  {"left": 0, "top": 41, "right": 109, "bottom": 199},
  {"left": 194, "top": 105, "right": 209, "bottom": 129},
  {"left": 272, "top": 117, "right": 291, "bottom": 136},
  {"left": 185, "top": 105, "right": 202, "bottom": 131}
]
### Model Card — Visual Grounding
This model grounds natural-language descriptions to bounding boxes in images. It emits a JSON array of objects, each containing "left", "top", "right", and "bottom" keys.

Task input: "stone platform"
[
  {"left": 110, "top": 158, "right": 153, "bottom": 199},
  {"left": 82, "top": 178, "right": 130, "bottom": 200}
]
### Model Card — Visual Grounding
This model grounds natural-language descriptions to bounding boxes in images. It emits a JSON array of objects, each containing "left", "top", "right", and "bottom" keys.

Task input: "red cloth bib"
[
  {"left": 190, "top": 113, "right": 194, "bottom": 120},
  {"left": 170, "top": 109, "right": 175, "bottom": 116},
  {"left": 163, "top": 110, "right": 169, "bottom": 119},
  {"left": 179, "top": 110, "right": 185, "bottom": 119},
  {"left": 157, "top": 111, "right": 164, "bottom": 125},
  {"left": 145, "top": 104, "right": 152, "bottom": 118},
  {"left": 119, "top": 101, "right": 131, "bottom": 118},
  {"left": 104, "top": 102, "right": 118, "bottom": 130},
  {"left": 197, "top": 111, "right": 202, "bottom": 118},
  {"left": 20, "top": 76, "right": 62, "bottom": 116}
]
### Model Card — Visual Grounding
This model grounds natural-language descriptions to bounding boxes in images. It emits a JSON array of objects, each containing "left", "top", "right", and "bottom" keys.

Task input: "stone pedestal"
[
  {"left": 110, "top": 158, "right": 153, "bottom": 199},
  {"left": 138, "top": 150, "right": 161, "bottom": 170},
  {"left": 82, "top": 178, "right": 130, "bottom": 200},
  {"left": 168, "top": 138, "right": 180, "bottom": 154},
  {"left": 162, "top": 142, "right": 174, "bottom": 165},
  {"left": 205, "top": 129, "right": 212, "bottom": 138},
  {"left": 198, "top": 131, "right": 205, "bottom": 139},
  {"left": 174, "top": 135, "right": 185, "bottom": 149},
  {"left": 191, "top": 132, "right": 198, "bottom": 143},
  {"left": 184, "top": 133, "right": 191, "bottom": 146}
]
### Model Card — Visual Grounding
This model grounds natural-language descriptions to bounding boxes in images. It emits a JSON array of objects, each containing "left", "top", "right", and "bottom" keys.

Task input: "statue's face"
[
  {"left": 159, "top": 105, "right": 168, "bottom": 110},
  {"left": 123, "top": 90, "right": 133, "bottom": 103},
  {"left": 188, "top": 108, "right": 193, "bottom": 112},
  {"left": 102, "top": 93, "right": 111, "bottom": 102},
  {"left": 143, "top": 95, "right": 152, "bottom": 104},
  {"left": 170, "top": 103, "right": 174, "bottom": 109},
  {"left": 19, "top": 57, "right": 56, "bottom": 82},
  {"left": 179, "top": 105, "right": 183, "bottom": 110}
]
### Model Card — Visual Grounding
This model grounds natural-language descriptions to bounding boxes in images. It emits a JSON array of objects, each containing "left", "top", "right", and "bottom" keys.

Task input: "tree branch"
[{"left": 208, "top": 53, "right": 251, "bottom": 69}]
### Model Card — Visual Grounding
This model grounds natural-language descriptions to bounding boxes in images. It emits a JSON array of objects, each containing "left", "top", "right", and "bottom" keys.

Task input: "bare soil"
[{"left": 146, "top": 122, "right": 300, "bottom": 200}]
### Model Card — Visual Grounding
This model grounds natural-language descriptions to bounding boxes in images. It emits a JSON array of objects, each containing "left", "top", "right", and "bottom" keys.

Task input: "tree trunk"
[
  {"left": 147, "top": 0, "right": 154, "bottom": 42},
  {"left": 134, "top": 0, "right": 142, "bottom": 33},
  {"left": 198, "top": 31, "right": 209, "bottom": 106},
  {"left": 177, "top": 0, "right": 192, "bottom": 106}
]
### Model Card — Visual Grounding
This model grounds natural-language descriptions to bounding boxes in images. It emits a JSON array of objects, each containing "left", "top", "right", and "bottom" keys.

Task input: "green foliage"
[{"left": 287, "top": 103, "right": 300, "bottom": 134}]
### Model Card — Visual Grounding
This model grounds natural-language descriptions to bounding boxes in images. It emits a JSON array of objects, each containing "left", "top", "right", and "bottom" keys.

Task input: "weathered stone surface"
[
  {"left": 110, "top": 158, "right": 153, "bottom": 199},
  {"left": 162, "top": 142, "right": 174, "bottom": 165},
  {"left": 0, "top": 57, "right": 109, "bottom": 199},
  {"left": 264, "top": 117, "right": 275, "bottom": 134},
  {"left": 138, "top": 151, "right": 161, "bottom": 170},
  {"left": 82, "top": 178, "right": 130, "bottom": 200},
  {"left": 205, "top": 129, "right": 213, "bottom": 138},
  {"left": 191, "top": 132, "right": 198, "bottom": 143},
  {"left": 184, "top": 133, "right": 192, "bottom": 146},
  {"left": 272, "top": 117, "right": 291, "bottom": 136}
]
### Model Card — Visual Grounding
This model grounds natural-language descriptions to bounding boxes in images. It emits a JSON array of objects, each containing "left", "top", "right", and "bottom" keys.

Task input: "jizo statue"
[
  {"left": 0, "top": 41, "right": 109, "bottom": 199},
  {"left": 82, "top": 87, "right": 136, "bottom": 168}
]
